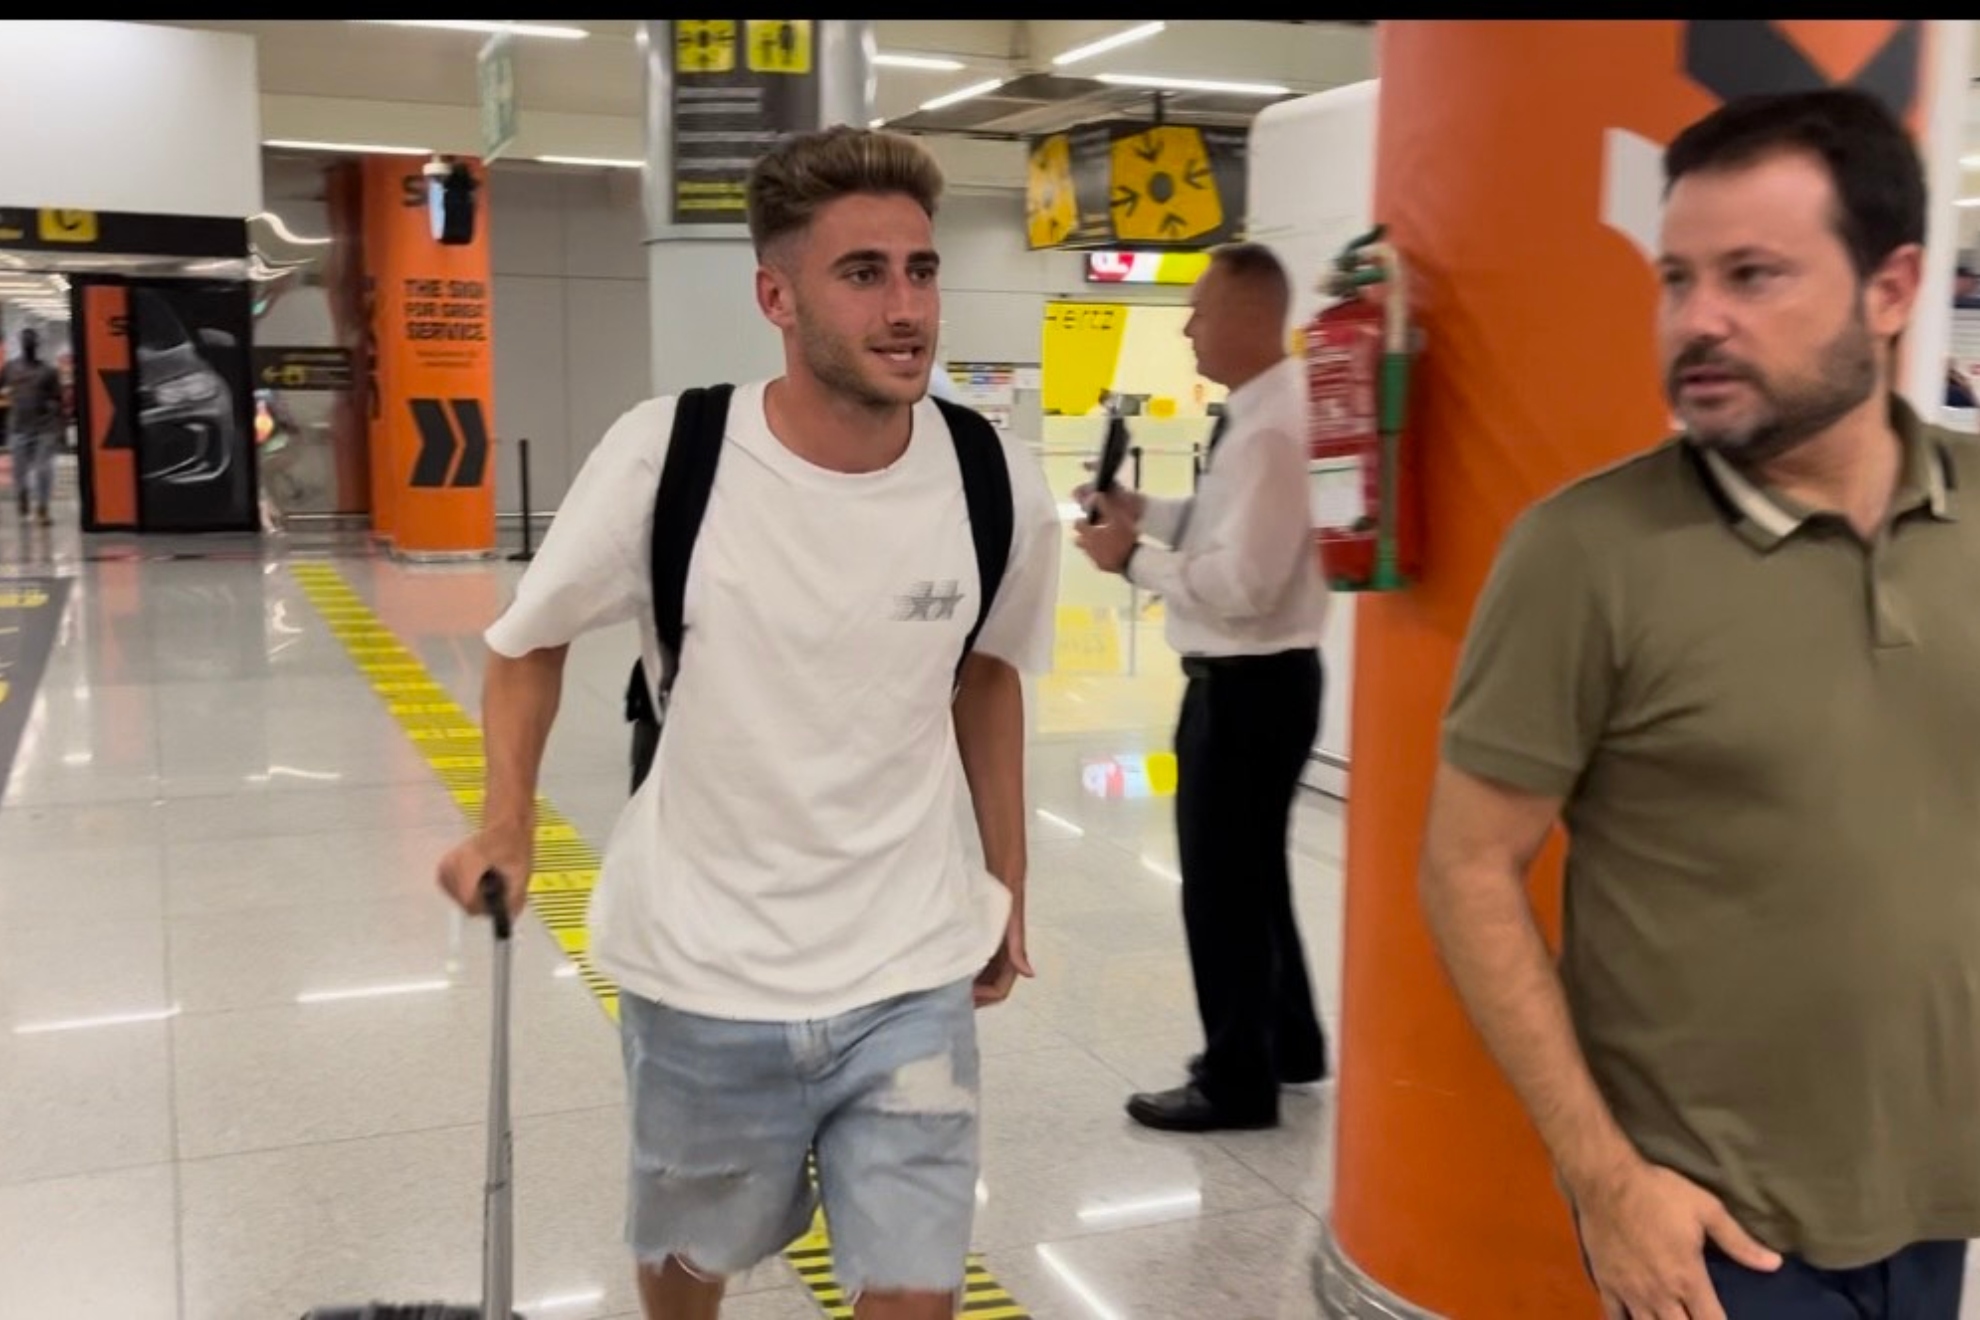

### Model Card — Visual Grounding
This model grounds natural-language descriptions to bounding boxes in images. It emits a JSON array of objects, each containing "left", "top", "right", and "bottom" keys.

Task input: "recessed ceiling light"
[
  {"left": 357, "top": 20, "right": 588, "bottom": 40},
  {"left": 875, "top": 53, "right": 966, "bottom": 72},
  {"left": 920, "top": 79, "right": 1005, "bottom": 112},
  {"left": 265, "top": 139, "right": 432, "bottom": 156},
  {"left": 1053, "top": 21, "right": 1166, "bottom": 67},
  {"left": 1096, "top": 73, "right": 1291, "bottom": 96}
]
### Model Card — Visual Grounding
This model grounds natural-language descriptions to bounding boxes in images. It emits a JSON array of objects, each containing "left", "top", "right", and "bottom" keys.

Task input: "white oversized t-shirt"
[{"left": 484, "top": 381, "right": 1062, "bottom": 1022}]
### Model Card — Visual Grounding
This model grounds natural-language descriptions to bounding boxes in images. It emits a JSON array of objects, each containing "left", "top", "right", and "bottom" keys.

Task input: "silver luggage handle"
[{"left": 478, "top": 870, "right": 515, "bottom": 1320}]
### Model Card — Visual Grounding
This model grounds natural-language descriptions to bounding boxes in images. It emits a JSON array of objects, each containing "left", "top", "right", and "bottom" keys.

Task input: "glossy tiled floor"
[
  {"left": 0, "top": 474, "right": 1344, "bottom": 1320},
  {"left": 16, "top": 470, "right": 1977, "bottom": 1320}
]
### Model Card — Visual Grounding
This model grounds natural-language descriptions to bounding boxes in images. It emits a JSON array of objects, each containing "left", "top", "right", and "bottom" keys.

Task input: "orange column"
[
  {"left": 361, "top": 155, "right": 497, "bottom": 557},
  {"left": 1327, "top": 21, "right": 1927, "bottom": 1317},
  {"left": 79, "top": 282, "right": 137, "bottom": 531}
]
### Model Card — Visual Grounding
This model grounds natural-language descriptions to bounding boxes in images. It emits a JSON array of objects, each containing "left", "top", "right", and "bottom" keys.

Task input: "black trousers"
[
  {"left": 1703, "top": 1240, "right": 1967, "bottom": 1319},
  {"left": 1174, "top": 647, "right": 1327, "bottom": 1118}
]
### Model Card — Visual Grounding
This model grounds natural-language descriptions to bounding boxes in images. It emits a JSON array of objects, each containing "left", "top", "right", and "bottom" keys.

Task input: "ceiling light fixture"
[
  {"left": 919, "top": 78, "right": 1005, "bottom": 112},
  {"left": 1096, "top": 73, "right": 1291, "bottom": 96},
  {"left": 535, "top": 155, "right": 643, "bottom": 169},
  {"left": 266, "top": 139, "right": 432, "bottom": 156},
  {"left": 875, "top": 52, "right": 966, "bottom": 72},
  {"left": 358, "top": 19, "right": 588, "bottom": 40},
  {"left": 1959, "top": 197, "right": 1980, "bottom": 208},
  {"left": 1053, "top": 21, "right": 1166, "bottom": 67}
]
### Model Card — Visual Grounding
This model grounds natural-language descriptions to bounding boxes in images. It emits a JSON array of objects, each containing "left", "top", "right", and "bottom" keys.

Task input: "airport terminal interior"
[{"left": 4, "top": 18, "right": 1980, "bottom": 1320}]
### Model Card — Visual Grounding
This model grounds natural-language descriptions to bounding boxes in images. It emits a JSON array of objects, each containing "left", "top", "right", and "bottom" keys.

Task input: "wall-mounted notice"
[
  {"left": 944, "top": 361, "right": 1023, "bottom": 432},
  {"left": 669, "top": 18, "right": 820, "bottom": 225}
]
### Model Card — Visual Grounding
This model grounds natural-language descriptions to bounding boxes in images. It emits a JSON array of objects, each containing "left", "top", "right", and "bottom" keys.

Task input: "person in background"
[
  {"left": 1952, "top": 258, "right": 1980, "bottom": 309},
  {"left": 1421, "top": 88, "right": 1980, "bottom": 1319},
  {"left": 1946, "top": 358, "right": 1975, "bottom": 410},
  {"left": 4, "top": 327, "right": 63, "bottom": 526},
  {"left": 1072, "top": 242, "right": 1331, "bottom": 1134}
]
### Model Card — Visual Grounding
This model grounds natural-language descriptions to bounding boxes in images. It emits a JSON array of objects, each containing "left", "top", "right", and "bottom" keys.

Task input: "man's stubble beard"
[
  {"left": 795, "top": 302, "right": 920, "bottom": 414},
  {"left": 1674, "top": 301, "right": 1879, "bottom": 468}
]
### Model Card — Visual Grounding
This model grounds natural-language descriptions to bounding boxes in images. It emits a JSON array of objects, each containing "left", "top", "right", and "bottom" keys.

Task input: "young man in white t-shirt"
[{"left": 436, "top": 128, "right": 1060, "bottom": 1319}]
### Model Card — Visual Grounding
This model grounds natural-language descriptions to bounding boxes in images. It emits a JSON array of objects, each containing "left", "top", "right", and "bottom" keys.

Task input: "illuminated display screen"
[{"left": 1083, "top": 250, "right": 1212, "bottom": 286}]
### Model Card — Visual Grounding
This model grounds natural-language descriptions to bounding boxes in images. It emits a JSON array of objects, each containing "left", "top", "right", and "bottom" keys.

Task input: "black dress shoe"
[
  {"left": 1125, "top": 1084, "right": 1277, "bottom": 1133},
  {"left": 1186, "top": 1052, "right": 1329, "bottom": 1089}
]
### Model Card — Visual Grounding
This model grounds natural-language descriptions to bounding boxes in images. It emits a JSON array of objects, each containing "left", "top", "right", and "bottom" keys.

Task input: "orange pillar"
[
  {"left": 1322, "top": 21, "right": 1927, "bottom": 1317},
  {"left": 361, "top": 155, "right": 497, "bottom": 558},
  {"left": 79, "top": 282, "right": 137, "bottom": 531}
]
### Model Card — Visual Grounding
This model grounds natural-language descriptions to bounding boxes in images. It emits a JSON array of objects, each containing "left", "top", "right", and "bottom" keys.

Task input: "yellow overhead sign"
[
  {"left": 37, "top": 209, "right": 97, "bottom": 243},
  {"left": 676, "top": 20, "right": 737, "bottom": 73},
  {"left": 745, "top": 19, "right": 812, "bottom": 74}
]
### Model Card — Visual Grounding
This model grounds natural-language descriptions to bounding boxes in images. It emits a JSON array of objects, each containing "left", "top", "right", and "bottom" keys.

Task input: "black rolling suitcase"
[{"left": 302, "top": 872, "right": 523, "bottom": 1319}]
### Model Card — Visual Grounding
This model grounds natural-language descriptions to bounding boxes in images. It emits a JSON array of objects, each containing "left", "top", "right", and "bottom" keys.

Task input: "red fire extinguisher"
[{"left": 1304, "top": 225, "right": 1421, "bottom": 591}]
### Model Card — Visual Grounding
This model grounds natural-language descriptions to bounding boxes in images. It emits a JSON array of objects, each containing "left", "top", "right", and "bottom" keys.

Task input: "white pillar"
[
  {"left": 636, "top": 21, "right": 875, "bottom": 396},
  {"left": 1903, "top": 20, "right": 1974, "bottom": 421}
]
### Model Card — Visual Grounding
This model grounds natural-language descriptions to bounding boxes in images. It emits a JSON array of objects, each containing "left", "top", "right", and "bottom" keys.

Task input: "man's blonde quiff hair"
[{"left": 745, "top": 125, "right": 945, "bottom": 262}]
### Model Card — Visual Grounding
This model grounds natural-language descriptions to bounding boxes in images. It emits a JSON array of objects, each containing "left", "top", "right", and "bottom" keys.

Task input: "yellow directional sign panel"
[
  {"left": 745, "top": 19, "right": 812, "bottom": 74},
  {"left": 1026, "top": 134, "right": 1078, "bottom": 250},
  {"left": 676, "top": 20, "right": 737, "bottom": 73},
  {"left": 37, "top": 209, "right": 97, "bottom": 244},
  {"left": 1109, "top": 126, "right": 1223, "bottom": 245}
]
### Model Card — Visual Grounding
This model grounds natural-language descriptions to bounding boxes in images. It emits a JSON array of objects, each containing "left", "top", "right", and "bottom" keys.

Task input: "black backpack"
[{"left": 623, "top": 383, "right": 1015, "bottom": 793}]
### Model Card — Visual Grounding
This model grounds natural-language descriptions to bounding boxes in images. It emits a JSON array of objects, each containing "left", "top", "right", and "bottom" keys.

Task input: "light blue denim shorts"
[{"left": 618, "top": 977, "right": 981, "bottom": 1298}]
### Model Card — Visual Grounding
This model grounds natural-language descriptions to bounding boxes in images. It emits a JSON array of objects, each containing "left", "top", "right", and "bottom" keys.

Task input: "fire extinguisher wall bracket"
[{"left": 1305, "top": 230, "right": 1422, "bottom": 593}]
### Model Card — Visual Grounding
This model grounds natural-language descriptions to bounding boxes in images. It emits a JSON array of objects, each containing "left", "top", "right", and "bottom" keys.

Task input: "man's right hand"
[
  {"left": 436, "top": 825, "right": 533, "bottom": 919},
  {"left": 1573, "top": 1158, "right": 1781, "bottom": 1320},
  {"left": 1072, "top": 475, "right": 1146, "bottom": 522}
]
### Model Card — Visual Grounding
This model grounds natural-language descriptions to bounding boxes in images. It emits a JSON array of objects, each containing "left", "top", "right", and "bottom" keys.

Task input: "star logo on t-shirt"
[{"left": 894, "top": 580, "right": 965, "bottom": 622}]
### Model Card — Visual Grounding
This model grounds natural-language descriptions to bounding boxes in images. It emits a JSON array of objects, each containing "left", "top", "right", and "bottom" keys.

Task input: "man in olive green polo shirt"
[{"left": 1421, "top": 89, "right": 1980, "bottom": 1320}]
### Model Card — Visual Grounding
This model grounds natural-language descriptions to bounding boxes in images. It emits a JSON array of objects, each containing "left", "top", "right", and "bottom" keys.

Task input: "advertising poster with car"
[
  {"left": 72, "top": 279, "right": 258, "bottom": 533},
  {"left": 127, "top": 282, "right": 258, "bottom": 532}
]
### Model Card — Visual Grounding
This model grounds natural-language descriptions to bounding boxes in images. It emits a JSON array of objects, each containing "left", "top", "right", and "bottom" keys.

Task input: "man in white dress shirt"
[
  {"left": 437, "top": 127, "right": 1061, "bottom": 1319},
  {"left": 1074, "top": 243, "right": 1331, "bottom": 1133}
]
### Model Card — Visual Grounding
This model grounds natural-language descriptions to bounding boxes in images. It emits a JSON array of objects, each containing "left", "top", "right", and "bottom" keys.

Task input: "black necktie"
[{"left": 1205, "top": 410, "right": 1230, "bottom": 457}]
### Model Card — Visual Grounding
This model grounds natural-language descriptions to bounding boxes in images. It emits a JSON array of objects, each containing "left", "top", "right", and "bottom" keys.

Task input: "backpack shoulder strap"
[
  {"left": 932, "top": 397, "right": 1013, "bottom": 686},
  {"left": 648, "top": 383, "right": 734, "bottom": 703}
]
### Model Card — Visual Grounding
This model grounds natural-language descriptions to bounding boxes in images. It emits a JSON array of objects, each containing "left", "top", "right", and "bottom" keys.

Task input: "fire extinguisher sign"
[
  {"left": 1309, "top": 318, "right": 1380, "bottom": 446},
  {"left": 1307, "top": 308, "right": 1383, "bottom": 537}
]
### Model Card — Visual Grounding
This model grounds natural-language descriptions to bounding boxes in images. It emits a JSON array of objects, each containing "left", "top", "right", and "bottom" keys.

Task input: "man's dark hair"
[{"left": 1664, "top": 87, "right": 1925, "bottom": 282}]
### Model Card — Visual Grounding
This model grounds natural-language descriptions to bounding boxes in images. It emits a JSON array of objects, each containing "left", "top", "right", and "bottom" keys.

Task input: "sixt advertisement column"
[
  {"left": 360, "top": 154, "right": 496, "bottom": 558},
  {"left": 1322, "top": 19, "right": 1938, "bottom": 1320}
]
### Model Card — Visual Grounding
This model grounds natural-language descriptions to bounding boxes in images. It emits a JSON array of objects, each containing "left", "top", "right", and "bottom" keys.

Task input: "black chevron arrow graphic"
[
  {"left": 98, "top": 369, "right": 133, "bottom": 450},
  {"left": 1133, "top": 135, "right": 1163, "bottom": 163},
  {"left": 1111, "top": 185, "right": 1142, "bottom": 215},
  {"left": 1184, "top": 160, "right": 1212, "bottom": 191},
  {"left": 408, "top": 397, "right": 456, "bottom": 488},
  {"left": 1683, "top": 20, "right": 1920, "bottom": 119},
  {"left": 448, "top": 398, "right": 489, "bottom": 488}
]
